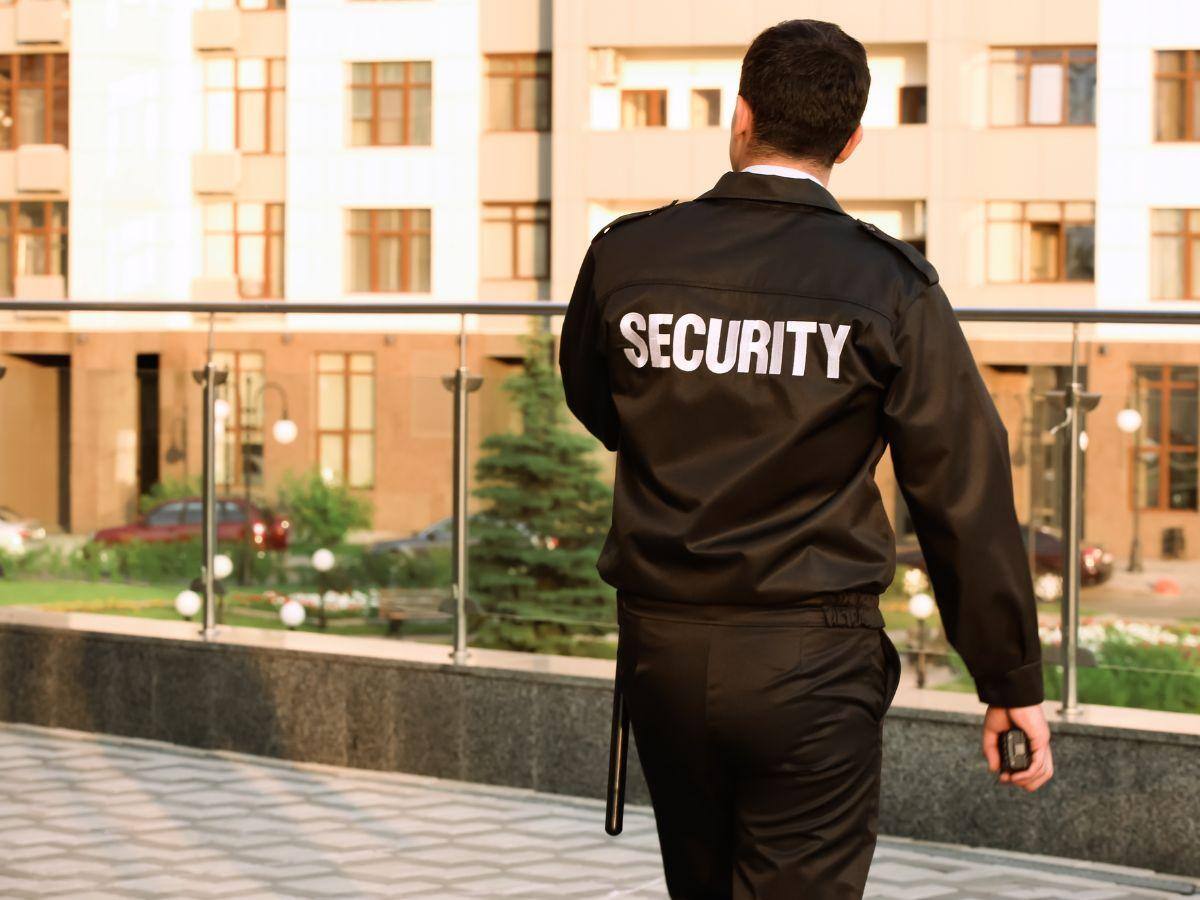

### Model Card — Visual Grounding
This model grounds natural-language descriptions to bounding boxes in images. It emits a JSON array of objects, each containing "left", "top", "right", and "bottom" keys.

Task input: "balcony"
[
  {"left": 192, "top": 151, "right": 241, "bottom": 195},
  {"left": 14, "top": 0, "right": 67, "bottom": 46},
  {"left": 14, "top": 143, "right": 68, "bottom": 193},
  {"left": 192, "top": 8, "right": 239, "bottom": 52}
]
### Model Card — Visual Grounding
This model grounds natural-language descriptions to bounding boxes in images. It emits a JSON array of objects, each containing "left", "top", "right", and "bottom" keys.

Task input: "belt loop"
[{"left": 822, "top": 606, "right": 862, "bottom": 628}]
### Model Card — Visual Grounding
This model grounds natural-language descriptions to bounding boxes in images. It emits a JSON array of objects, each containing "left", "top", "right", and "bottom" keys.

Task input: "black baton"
[{"left": 605, "top": 677, "right": 631, "bottom": 836}]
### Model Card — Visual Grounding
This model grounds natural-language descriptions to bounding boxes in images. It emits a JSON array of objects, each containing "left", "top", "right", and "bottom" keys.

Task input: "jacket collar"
[{"left": 695, "top": 170, "right": 846, "bottom": 216}]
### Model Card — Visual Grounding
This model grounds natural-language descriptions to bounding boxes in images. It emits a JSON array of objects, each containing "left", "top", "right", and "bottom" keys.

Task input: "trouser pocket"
[{"left": 879, "top": 628, "right": 902, "bottom": 716}]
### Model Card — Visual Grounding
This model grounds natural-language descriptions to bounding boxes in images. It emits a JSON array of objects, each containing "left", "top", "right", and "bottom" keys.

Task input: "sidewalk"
[{"left": 0, "top": 724, "right": 1194, "bottom": 899}]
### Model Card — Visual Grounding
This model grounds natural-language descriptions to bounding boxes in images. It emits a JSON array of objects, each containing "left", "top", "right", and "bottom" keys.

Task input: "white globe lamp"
[
  {"left": 279, "top": 599, "right": 306, "bottom": 630},
  {"left": 908, "top": 592, "right": 935, "bottom": 621},
  {"left": 311, "top": 548, "right": 335, "bottom": 573},
  {"left": 175, "top": 589, "right": 202, "bottom": 620},
  {"left": 212, "top": 553, "right": 234, "bottom": 581},
  {"left": 272, "top": 418, "right": 298, "bottom": 445},
  {"left": 1116, "top": 407, "right": 1143, "bottom": 435}
]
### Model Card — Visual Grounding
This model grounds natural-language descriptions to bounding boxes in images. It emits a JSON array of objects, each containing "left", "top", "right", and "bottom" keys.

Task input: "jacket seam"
[{"left": 596, "top": 279, "right": 896, "bottom": 325}]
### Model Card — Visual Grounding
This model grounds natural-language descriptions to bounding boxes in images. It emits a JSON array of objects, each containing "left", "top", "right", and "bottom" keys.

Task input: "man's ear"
[
  {"left": 732, "top": 95, "right": 753, "bottom": 139},
  {"left": 834, "top": 124, "right": 864, "bottom": 164}
]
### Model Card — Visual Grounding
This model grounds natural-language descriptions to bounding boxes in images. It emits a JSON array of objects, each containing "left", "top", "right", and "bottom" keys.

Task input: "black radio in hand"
[{"left": 999, "top": 728, "right": 1032, "bottom": 773}]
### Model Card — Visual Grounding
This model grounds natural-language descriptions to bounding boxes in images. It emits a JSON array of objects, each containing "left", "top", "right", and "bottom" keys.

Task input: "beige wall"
[{"left": 0, "top": 353, "right": 61, "bottom": 528}]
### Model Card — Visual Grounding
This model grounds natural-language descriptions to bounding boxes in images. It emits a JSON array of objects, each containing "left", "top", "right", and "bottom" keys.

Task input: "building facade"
[{"left": 1, "top": 0, "right": 1198, "bottom": 565}]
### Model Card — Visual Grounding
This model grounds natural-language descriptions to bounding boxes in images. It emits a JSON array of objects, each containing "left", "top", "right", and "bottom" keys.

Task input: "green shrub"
[
  {"left": 336, "top": 545, "right": 452, "bottom": 590},
  {"left": 1042, "top": 636, "right": 1200, "bottom": 715},
  {"left": 139, "top": 476, "right": 202, "bottom": 514},
  {"left": 277, "top": 470, "right": 372, "bottom": 549},
  {"left": 943, "top": 628, "right": 1200, "bottom": 714}
]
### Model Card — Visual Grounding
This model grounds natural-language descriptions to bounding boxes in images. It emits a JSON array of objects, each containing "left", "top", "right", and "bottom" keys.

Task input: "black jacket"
[{"left": 559, "top": 170, "right": 1044, "bottom": 709}]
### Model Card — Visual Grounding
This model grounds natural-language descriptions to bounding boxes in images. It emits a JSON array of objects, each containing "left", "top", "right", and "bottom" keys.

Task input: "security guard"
[{"left": 559, "top": 19, "right": 1053, "bottom": 900}]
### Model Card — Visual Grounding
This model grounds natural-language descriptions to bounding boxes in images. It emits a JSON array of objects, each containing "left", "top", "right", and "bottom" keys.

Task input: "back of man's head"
[{"left": 738, "top": 19, "right": 871, "bottom": 168}]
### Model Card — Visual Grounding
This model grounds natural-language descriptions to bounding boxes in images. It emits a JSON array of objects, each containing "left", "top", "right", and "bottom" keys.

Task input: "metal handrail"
[
  {"left": 2, "top": 298, "right": 1173, "bottom": 716},
  {"left": 5, "top": 298, "right": 1200, "bottom": 323}
]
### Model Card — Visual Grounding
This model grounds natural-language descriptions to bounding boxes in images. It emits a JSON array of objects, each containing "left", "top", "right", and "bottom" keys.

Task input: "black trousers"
[{"left": 617, "top": 594, "right": 902, "bottom": 900}]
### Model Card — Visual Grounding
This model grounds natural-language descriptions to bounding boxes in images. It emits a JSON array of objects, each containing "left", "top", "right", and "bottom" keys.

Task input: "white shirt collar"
[{"left": 739, "top": 164, "right": 824, "bottom": 186}]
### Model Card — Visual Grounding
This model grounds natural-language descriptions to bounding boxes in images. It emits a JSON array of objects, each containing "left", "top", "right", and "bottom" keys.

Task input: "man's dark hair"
[{"left": 738, "top": 19, "right": 870, "bottom": 167}]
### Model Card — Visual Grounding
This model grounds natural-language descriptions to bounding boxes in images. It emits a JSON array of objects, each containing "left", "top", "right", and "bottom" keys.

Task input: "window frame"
[
  {"left": 1155, "top": 49, "right": 1200, "bottom": 142},
  {"left": 1150, "top": 208, "right": 1200, "bottom": 300},
  {"left": 1131, "top": 365, "right": 1199, "bottom": 511},
  {"left": 316, "top": 351, "right": 376, "bottom": 490},
  {"left": 898, "top": 84, "right": 928, "bottom": 125},
  {"left": 349, "top": 60, "right": 433, "bottom": 147},
  {"left": 988, "top": 45, "right": 1097, "bottom": 128},
  {"left": 203, "top": 56, "right": 286, "bottom": 155},
  {"left": 481, "top": 202, "right": 550, "bottom": 282},
  {"left": 485, "top": 53, "right": 551, "bottom": 132},
  {"left": 620, "top": 89, "right": 668, "bottom": 128},
  {"left": 202, "top": 202, "right": 285, "bottom": 299},
  {"left": 689, "top": 88, "right": 722, "bottom": 128},
  {"left": 347, "top": 208, "right": 431, "bottom": 293},
  {"left": 0, "top": 53, "right": 70, "bottom": 149},
  {"left": 212, "top": 350, "right": 265, "bottom": 492},
  {"left": 0, "top": 200, "right": 68, "bottom": 298},
  {"left": 985, "top": 201, "right": 1095, "bottom": 284}
]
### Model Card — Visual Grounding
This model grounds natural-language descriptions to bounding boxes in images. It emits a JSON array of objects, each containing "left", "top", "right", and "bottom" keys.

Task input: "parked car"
[
  {"left": 93, "top": 498, "right": 290, "bottom": 550},
  {"left": 369, "top": 515, "right": 557, "bottom": 557},
  {"left": 896, "top": 524, "right": 1113, "bottom": 595},
  {"left": 0, "top": 506, "right": 46, "bottom": 543}
]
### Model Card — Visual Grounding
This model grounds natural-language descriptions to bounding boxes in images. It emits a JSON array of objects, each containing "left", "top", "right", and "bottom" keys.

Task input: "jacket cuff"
[{"left": 974, "top": 659, "right": 1045, "bottom": 708}]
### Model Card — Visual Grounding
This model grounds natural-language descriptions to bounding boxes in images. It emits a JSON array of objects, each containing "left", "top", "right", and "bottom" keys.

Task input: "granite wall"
[{"left": 0, "top": 623, "right": 1197, "bottom": 878}]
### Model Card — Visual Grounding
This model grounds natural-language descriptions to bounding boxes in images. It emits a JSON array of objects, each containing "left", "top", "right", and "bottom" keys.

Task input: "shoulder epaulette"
[
  {"left": 592, "top": 199, "right": 679, "bottom": 243},
  {"left": 855, "top": 219, "right": 939, "bottom": 285}
]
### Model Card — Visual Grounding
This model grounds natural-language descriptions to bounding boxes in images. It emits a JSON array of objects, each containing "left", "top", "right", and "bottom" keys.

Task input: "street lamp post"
[
  {"left": 239, "top": 381, "right": 296, "bottom": 584},
  {"left": 908, "top": 592, "right": 935, "bottom": 688},
  {"left": 1117, "top": 380, "right": 1144, "bottom": 574}
]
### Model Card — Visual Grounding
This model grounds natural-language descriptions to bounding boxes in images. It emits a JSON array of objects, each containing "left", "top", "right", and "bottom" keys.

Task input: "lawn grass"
[
  {"left": 0, "top": 577, "right": 412, "bottom": 638},
  {"left": 0, "top": 579, "right": 174, "bottom": 606}
]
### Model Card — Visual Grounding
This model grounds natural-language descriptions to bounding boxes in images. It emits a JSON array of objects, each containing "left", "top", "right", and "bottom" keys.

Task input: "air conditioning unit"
[{"left": 592, "top": 48, "right": 620, "bottom": 86}]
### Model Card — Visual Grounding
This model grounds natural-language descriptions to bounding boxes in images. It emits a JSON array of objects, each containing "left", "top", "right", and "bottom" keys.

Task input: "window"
[
  {"left": 690, "top": 89, "right": 721, "bottom": 127},
  {"left": 1133, "top": 365, "right": 1198, "bottom": 511},
  {"left": 486, "top": 54, "right": 550, "bottom": 131},
  {"left": 986, "top": 201, "right": 1094, "bottom": 283},
  {"left": 1156, "top": 50, "right": 1200, "bottom": 141},
  {"left": 1151, "top": 209, "right": 1200, "bottom": 299},
  {"left": 0, "top": 54, "right": 69, "bottom": 148},
  {"left": 212, "top": 351, "right": 264, "bottom": 490},
  {"left": 203, "top": 58, "right": 285, "bottom": 154},
  {"left": 317, "top": 352, "right": 375, "bottom": 489},
  {"left": 347, "top": 209, "right": 431, "bottom": 292},
  {"left": 482, "top": 203, "right": 549, "bottom": 281},
  {"left": 899, "top": 85, "right": 927, "bottom": 124},
  {"left": 989, "top": 47, "right": 1095, "bottom": 126},
  {"left": 146, "top": 502, "right": 184, "bottom": 527},
  {"left": 0, "top": 201, "right": 67, "bottom": 297},
  {"left": 203, "top": 203, "right": 285, "bottom": 299},
  {"left": 621, "top": 89, "right": 667, "bottom": 127},
  {"left": 350, "top": 61, "right": 431, "bottom": 146}
]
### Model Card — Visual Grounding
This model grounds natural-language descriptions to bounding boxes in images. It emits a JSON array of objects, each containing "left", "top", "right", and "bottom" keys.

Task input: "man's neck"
[{"left": 738, "top": 156, "right": 830, "bottom": 187}]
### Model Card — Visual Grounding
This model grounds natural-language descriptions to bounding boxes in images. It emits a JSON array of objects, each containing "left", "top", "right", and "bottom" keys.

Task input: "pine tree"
[{"left": 470, "top": 320, "right": 615, "bottom": 655}]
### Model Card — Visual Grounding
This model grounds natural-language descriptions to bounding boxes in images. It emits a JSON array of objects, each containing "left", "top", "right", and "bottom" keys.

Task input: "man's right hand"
[{"left": 981, "top": 704, "right": 1053, "bottom": 792}]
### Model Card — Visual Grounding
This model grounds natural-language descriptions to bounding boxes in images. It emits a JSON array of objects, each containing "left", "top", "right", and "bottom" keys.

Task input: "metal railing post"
[
  {"left": 191, "top": 359, "right": 219, "bottom": 641},
  {"left": 1059, "top": 323, "right": 1099, "bottom": 717},
  {"left": 444, "top": 316, "right": 482, "bottom": 665}
]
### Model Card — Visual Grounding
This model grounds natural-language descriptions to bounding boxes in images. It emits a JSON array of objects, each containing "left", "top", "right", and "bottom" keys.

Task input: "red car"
[{"left": 93, "top": 497, "right": 290, "bottom": 551}]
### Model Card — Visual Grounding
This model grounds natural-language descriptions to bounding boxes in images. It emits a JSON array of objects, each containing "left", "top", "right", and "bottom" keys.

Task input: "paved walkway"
[{"left": 0, "top": 725, "right": 1194, "bottom": 899}]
